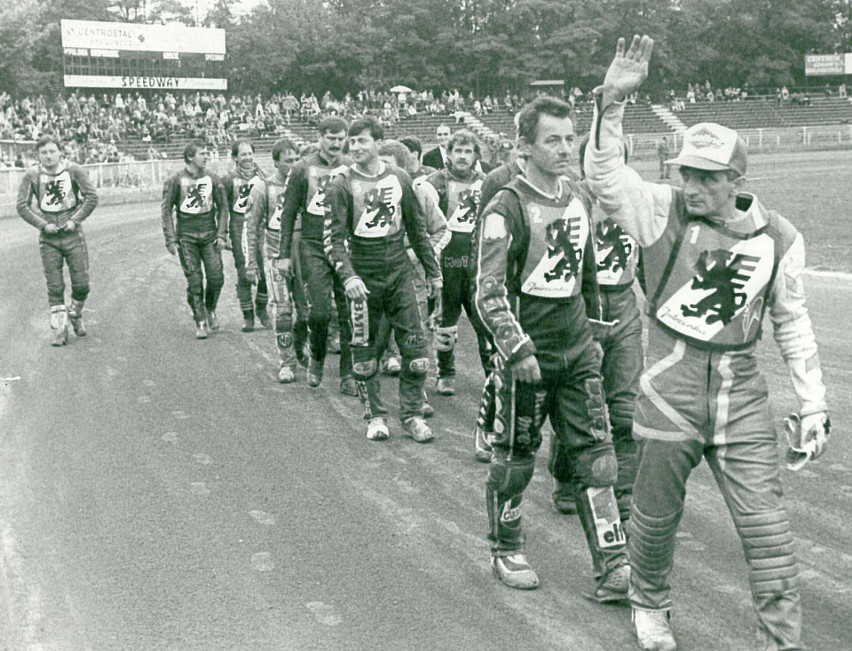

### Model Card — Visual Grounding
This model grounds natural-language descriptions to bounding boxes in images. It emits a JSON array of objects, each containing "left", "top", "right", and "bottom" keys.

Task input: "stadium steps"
[
  {"left": 676, "top": 97, "right": 852, "bottom": 130},
  {"left": 650, "top": 105, "right": 686, "bottom": 133},
  {"left": 460, "top": 112, "right": 501, "bottom": 144}
]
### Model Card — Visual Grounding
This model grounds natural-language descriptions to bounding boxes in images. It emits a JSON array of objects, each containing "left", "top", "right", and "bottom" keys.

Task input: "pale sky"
[{"left": 188, "top": 0, "right": 266, "bottom": 20}]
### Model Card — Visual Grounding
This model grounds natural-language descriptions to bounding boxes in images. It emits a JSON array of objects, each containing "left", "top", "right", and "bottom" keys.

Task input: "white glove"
[
  {"left": 800, "top": 412, "right": 831, "bottom": 459},
  {"left": 784, "top": 412, "right": 831, "bottom": 471}
]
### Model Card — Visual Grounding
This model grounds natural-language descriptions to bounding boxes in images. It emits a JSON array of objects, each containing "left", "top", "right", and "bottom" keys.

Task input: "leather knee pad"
[
  {"left": 486, "top": 453, "right": 535, "bottom": 549},
  {"left": 584, "top": 377, "right": 610, "bottom": 440},
  {"left": 351, "top": 344, "right": 377, "bottom": 381},
  {"left": 732, "top": 509, "right": 798, "bottom": 595},
  {"left": 70, "top": 285, "right": 90, "bottom": 302},
  {"left": 487, "top": 453, "right": 535, "bottom": 496},
  {"left": 627, "top": 504, "right": 681, "bottom": 579},
  {"left": 573, "top": 441, "right": 618, "bottom": 488}
]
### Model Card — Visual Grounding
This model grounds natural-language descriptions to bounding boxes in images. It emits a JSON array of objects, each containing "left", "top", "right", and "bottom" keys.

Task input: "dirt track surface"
[{"left": 1, "top": 198, "right": 850, "bottom": 651}]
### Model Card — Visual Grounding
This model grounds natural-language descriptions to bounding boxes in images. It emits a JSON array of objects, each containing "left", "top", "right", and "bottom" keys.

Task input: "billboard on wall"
[
  {"left": 804, "top": 54, "right": 849, "bottom": 76},
  {"left": 61, "top": 19, "right": 227, "bottom": 90},
  {"left": 60, "top": 19, "right": 226, "bottom": 55},
  {"left": 63, "top": 75, "right": 228, "bottom": 90}
]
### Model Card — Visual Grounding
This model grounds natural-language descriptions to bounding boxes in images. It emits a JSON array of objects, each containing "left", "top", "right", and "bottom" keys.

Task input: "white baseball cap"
[{"left": 666, "top": 122, "right": 747, "bottom": 177}]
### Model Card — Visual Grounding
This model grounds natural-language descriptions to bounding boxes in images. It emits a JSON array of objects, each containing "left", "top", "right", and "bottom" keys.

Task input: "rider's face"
[
  {"left": 38, "top": 142, "right": 62, "bottom": 170},
  {"left": 189, "top": 148, "right": 210, "bottom": 170},
  {"left": 680, "top": 167, "right": 739, "bottom": 220}
]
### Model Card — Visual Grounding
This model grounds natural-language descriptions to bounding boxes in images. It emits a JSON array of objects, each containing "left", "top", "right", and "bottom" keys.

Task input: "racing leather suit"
[
  {"left": 224, "top": 164, "right": 268, "bottom": 320},
  {"left": 324, "top": 161, "right": 442, "bottom": 423},
  {"left": 473, "top": 174, "right": 628, "bottom": 583},
  {"left": 549, "top": 207, "right": 644, "bottom": 520},
  {"left": 423, "top": 166, "right": 492, "bottom": 378},
  {"left": 375, "top": 176, "right": 450, "bottom": 366},
  {"left": 162, "top": 168, "right": 229, "bottom": 324},
  {"left": 585, "top": 96, "right": 828, "bottom": 650},
  {"left": 280, "top": 153, "right": 352, "bottom": 380},
  {"left": 247, "top": 168, "right": 305, "bottom": 371},
  {"left": 17, "top": 162, "right": 99, "bottom": 310}
]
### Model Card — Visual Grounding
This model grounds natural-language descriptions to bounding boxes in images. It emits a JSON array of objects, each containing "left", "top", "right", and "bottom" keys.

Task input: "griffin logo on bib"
[
  {"left": 307, "top": 175, "right": 330, "bottom": 215},
  {"left": 544, "top": 218, "right": 583, "bottom": 283},
  {"left": 185, "top": 183, "right": 208, "bottom": 210},
  {"left": 361, "top": 186, "right": 395, "bottom": 231},
  {"left": 450, "top": 188, "right": 480, "bottom": 225},
  {"left": 596, "top": 221, "right": 634, "bottom": 275},
  {"left": 235, "top": 180, "right": 253, "bottom": 212},
  {"left": 681, "top": 249, "right": 760, "bottom": 325},
  {"left": 45, "top": 179, "right": 67, "bottom": 208}
]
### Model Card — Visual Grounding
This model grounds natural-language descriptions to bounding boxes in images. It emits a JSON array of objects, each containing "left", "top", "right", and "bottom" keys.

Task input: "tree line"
[{"left": 2, "top": 0, "right": 851, "bottom": 99}]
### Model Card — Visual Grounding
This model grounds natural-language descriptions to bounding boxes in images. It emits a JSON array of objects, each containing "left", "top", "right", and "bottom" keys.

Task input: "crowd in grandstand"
[
  {"left": 0, "top": 88, "right": 521, "bottom": 150},
  {"left": 2, "top": 78, "right": 848, "bottom": 171}
]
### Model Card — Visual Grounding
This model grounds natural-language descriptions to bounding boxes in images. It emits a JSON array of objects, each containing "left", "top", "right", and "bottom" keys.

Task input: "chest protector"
[
  {"left": 178, "top": 175, "right": 214, "bottom": 216},
  {"left": 648, "top": 205, "right": 789, "bottom": 351},
  {"left": 595, "top": 218, "right": 639, "bottom": 286},
  {"left": 306, "top": 164, "right": 333, "bottom": 217},
  {"left": 445, "top": 178, "right": 483, "bottom": 233},
  {"left": 231, "top": 174, "right": 259, "bottom": 215},
  {"left": 516, "top": 187, "right": 591, "bottom": 299},
  {"left": 38, "top": 170, "right": 78, "bottom": 214},
  {"left": 350, "top": 170, "right": 403, "bottom": 239}
]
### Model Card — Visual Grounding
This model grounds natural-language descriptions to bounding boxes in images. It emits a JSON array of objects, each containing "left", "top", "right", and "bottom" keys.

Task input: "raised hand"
[{"left": 602, "top": 34, "right": 654, "bottom": 106}]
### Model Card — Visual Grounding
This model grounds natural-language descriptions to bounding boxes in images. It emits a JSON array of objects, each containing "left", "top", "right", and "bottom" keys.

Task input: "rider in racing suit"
[
  {"left": 17, "top": 135, "right": 99, "bottom": 345},
  {"left": 161, "top": 141, "right": 229, "bottom": 339},
  {"left": 223, "top": 141, "right": 268, "bottom": 332},
  {"left": 421, "top": 129, "right": 492, "bottom": 397},
  {"left": 473, "top": 97, "right": 629, "bottom": 599},
  {"left": 375, "top": 140, "right": 450, "bottom": 418},
  {"left": 323, "top": 117, "right": 442, "bottom": 443},
  {"left": 549, "top": 136, "right": 643, "bottom": 520},
  {"left": 246, "top": 138, "right": 305, "bottom": 383},
  {"left": 584, "top": 35, "right": 830, "bottom": 651},
  {"left": 279, "top": 117, "right": 355, "bottom": 395}
]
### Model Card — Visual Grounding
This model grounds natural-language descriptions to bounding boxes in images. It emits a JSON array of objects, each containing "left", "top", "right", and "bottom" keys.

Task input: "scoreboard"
[{"left": 61, "top": 19, "right": 227, "bottom": 91}]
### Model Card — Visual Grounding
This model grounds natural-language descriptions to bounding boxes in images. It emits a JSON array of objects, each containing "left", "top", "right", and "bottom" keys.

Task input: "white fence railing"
[{"left": 625, "top": 124, "right": 852, "bottom": 159}]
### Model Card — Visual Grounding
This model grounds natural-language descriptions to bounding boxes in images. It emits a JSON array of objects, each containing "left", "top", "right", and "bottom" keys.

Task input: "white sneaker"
[
  {"left": 382, "top": 356, "right": 401, "bottom": 376},
  {"left": 277, "top": 366, "right": 295, "bottom": 384},
  {"left": 366, "top": 417, "right": 389, "bottom": 441},
  {"left": 435, "top": 377, "right": 455, "bottom": 396},
  {"left": 206, "top": 311, "right": 220, "bottom": 331},
  {"left": 402, "top": 416, "right": 435, "bottom": 443},
  {"left": 491, "top": 554, "right": 539, "bottom": 590},
  {"left": 633, "top": 608, "right": 677, "bottom": 651}
]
